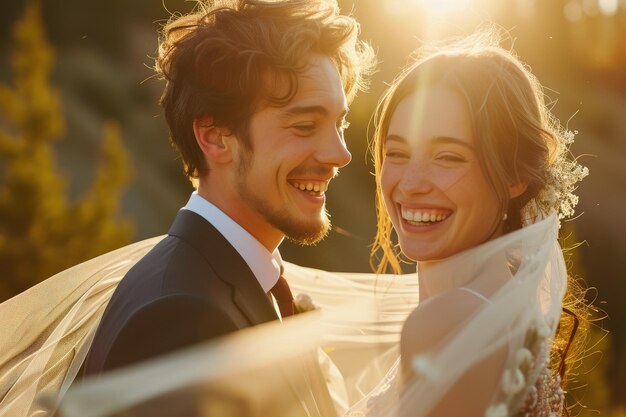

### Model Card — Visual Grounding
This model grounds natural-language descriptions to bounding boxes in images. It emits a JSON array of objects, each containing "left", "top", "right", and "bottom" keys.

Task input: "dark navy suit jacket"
[{"left": 83, "top": 209, "right": 279, "bottom": 375}]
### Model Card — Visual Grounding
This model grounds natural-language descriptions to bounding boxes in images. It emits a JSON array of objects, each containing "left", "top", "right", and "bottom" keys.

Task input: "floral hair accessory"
[{"left": 524, "top": 129, "right": 589, "bottom": 223}]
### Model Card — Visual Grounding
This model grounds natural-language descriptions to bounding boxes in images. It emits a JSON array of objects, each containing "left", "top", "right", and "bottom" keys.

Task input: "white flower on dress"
[
  {"left": 294, "top": 293, "right": 317, "bottom": 313},
  {"left": 485, "top": 403, "right": 508, "bottom": 417},
  {"left": 515, "top": 347, "right": 533, "bottom": 370},
  {"left": 502, "top": 368, "right": 526, "bottom": 396}
]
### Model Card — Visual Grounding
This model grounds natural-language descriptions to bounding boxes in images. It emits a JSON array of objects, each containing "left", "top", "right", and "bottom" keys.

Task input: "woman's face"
[{"left": 380, "top": 84, "right": 503, "bottom": 262}]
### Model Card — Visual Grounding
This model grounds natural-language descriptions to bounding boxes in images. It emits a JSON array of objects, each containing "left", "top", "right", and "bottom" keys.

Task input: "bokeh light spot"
[
  {"left": 598, "top": 0, "right": 619, "bottom": 14},
  {"left": 564, "top": 1, "right": 584, "bottom": 21},
  {"left": 582, "top": 0, "right": 601, "bottom": 16}
]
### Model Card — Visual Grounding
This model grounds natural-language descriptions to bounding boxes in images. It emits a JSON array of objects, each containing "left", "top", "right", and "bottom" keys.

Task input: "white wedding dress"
[{"left": 0, "top": 214, "right": 566, "bottom": 417}]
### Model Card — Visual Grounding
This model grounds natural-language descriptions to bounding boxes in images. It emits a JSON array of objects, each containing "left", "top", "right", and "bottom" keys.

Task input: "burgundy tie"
[{"left": 270, "top": 275, "right": 294, "bottom": 318}]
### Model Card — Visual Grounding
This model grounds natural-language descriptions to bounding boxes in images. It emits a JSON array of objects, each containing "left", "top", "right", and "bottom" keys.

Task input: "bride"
[
  {"left": 0, "top": 32, "right": 589, "bottom": 417},
  {"left": 363, "top": 31, "right": 589, "bottom": 417}
]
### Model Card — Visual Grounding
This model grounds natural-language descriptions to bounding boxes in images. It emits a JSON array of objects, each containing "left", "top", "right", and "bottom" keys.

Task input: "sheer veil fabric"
[
  {"left": 0, "top": 236, "right": 163, "bottom": 417},
  {"left": 0, "top": 214, "right": 565, "bottom": 417},
  {"left": 383, "top": 213, "right": 566, "bottom": 417},
  {"left": 0, "top": 236, "right": 416, "bottom": 417}
]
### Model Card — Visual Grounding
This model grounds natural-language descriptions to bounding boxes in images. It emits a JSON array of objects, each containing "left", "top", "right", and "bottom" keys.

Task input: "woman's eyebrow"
[{"left": 431, "top": 136, "right": 473, "bottom": 149}]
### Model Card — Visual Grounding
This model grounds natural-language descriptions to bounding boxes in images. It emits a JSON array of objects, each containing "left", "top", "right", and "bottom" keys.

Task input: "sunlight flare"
[
  {"left": 417, "top": 0, "right": 473, "bottom": 15},
  {"left": 384, "top": 0, "right": 473, "bottom": 16}
]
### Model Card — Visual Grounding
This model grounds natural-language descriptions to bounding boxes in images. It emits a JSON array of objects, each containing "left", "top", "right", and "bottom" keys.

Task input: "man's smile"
[{"left": 288, "top": 180, "right": 329, "bottom": 196}]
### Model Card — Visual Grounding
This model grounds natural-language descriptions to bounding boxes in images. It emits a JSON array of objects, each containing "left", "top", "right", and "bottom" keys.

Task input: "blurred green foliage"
[{"left": 0, "top": 0, "right": 132, "bottom": 301}]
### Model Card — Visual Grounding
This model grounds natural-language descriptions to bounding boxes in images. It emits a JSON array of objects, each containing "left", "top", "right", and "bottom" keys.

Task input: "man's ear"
[
  {"left": 509, "top": 181, "right": 528, "bottom": 199},
  {"left": 193, "top": 116, "right": 232, "bottom": 164}
]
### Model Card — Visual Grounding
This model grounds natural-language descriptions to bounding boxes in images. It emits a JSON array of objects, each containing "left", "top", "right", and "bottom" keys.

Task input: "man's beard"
[{"left": 235, "top": 153, "right": 331, "bottom": 246}]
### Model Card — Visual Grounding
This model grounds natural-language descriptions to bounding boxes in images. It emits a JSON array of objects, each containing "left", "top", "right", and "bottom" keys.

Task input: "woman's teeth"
[
  {"left": 291, "top": 181, "right": 328, "bottom": 196},
  {"left": 401, "top": 209, "right": 450, "bottom": 224}
]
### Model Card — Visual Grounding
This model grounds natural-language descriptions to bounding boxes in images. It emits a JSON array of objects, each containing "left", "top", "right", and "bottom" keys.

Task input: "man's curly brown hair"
[{"left": 155, "top": 0, "right": 375, "bottom": 179}]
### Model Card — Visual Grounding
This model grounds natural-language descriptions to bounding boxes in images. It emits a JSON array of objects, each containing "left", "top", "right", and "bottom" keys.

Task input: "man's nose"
[{"left": 316, "top": 129, "right": 352, "bottom": 168}]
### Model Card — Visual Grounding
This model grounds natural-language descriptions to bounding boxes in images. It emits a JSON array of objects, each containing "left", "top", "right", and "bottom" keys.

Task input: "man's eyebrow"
[
  {"left": 280, "top": 105, "right": 349, "bottom": 119},
  {"left": 386, "top": 134, "right": 472, "bottom": 148}
]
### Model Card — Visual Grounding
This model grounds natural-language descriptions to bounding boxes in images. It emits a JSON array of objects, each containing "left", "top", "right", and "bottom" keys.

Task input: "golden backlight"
[
  {"left": 384, "top": 0, "right": 473, "bottom": 16},
  {"left": 416, "top": 0, "right": 473, "bottom": 15}
]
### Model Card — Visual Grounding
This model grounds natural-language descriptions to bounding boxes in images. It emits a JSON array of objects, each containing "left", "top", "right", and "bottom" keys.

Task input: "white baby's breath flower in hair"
[
  {"left": 563, "top": 129, "right": 576, "bottom": 145},
  {"left": 525, "top": 129, "right": 588, "bottom": 222}
]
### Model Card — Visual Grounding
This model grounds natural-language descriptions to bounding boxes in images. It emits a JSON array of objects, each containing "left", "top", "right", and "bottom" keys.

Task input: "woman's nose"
[{"left": 398, "top": 160, "right": 433, "bottom": 195}]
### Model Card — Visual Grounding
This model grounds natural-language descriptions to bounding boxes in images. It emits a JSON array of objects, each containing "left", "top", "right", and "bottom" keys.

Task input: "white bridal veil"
[{"left": 0, "top": 214, "right": 565, "bottom": 417}]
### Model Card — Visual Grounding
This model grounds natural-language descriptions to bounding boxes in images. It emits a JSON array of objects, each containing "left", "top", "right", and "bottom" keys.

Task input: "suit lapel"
[{"left": 168, "top": 210, "right": 279, "bottom": 325}]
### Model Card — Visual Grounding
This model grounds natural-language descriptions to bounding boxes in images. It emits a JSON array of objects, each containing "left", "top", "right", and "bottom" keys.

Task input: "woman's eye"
[
  {"left": 385, "top": 150, "right": 408, "bottom": 159},
  {"left": 436, "top": 153, "right": 465, "bottom": 162}
]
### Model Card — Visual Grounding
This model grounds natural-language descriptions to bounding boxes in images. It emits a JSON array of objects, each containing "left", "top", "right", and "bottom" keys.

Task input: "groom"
[{"left": 83, "top": 0, "right": 373, "bottom": 376}]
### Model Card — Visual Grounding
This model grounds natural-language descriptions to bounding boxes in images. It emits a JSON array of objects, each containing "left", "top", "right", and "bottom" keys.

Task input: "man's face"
[{"left": 229, "top": 55, "right": 352, "bottom": 246}]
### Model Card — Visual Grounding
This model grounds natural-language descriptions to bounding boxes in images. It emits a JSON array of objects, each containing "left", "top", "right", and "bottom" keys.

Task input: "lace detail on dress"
[
  {"left": 485, "top": 316, "right": 565, "bottom": 417},
  {"left": 519, "top": 367, "right": 565, "bottom": 417}
]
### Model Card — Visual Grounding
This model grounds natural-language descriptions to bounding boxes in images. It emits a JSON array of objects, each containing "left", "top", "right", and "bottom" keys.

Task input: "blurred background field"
[{"left": 0, "top": 0, "right": 624, "bottom": 414}]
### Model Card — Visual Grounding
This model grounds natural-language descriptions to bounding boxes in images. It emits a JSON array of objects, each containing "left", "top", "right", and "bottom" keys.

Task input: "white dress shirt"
[{"left": 183, "top": 192, "right": 283, "bottom": 294}]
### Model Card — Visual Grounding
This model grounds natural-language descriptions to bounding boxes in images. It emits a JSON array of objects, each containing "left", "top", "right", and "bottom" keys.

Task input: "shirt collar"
[{"left": 183, "top": 192, "right": 282, "bottom": 292}]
